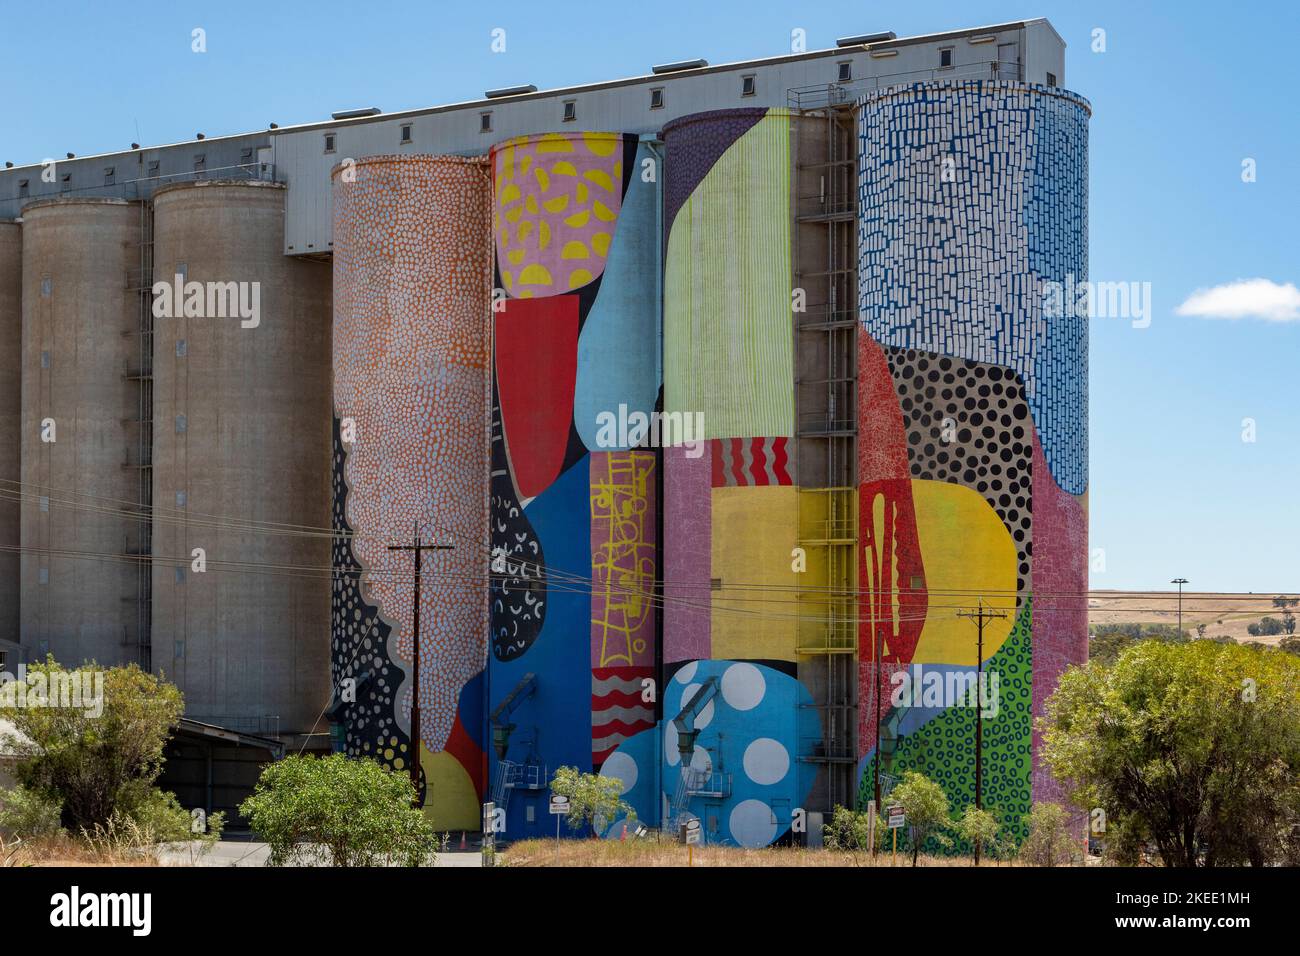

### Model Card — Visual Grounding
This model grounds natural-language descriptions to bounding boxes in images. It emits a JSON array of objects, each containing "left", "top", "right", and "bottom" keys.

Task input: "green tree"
[
  {"left": 1018, "top": 802, "right": 1080, "bottom": 867},
  {"left": 240, "top": 754, "right": 437, "bottom": 866},
  {"left": 1042, "top": 640, "right": 1300, "bottom": 866},
  {"left": 823, "top": 805, "right": 872, "bottom": 853},
  {"left": 890, "top": 771, "right": 952, "bottom": 865},
  {"left": 549, "top": 765, "right": 634, "bottom": 836},
  {"left": 0, "top": 658, "right": 183, "bottom": 832},
  {"left": 954, "top": 805, "right": 1001, "bottom": 865}
]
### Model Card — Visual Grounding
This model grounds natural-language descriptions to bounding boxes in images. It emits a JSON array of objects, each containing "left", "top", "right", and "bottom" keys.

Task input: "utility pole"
[
  {"left": 957, "top": 598, "right": 1007, "bottom": 865},
  {"left": 1171, "top": 578, "right": 1189, "bottom": 637},
  {"left": 388, "top": 524, "right": 453, "bottom": 807}
]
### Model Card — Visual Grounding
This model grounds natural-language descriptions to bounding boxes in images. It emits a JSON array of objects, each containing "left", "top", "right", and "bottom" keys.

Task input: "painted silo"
[
  {"left": 855, "top": 80, "right": 1090, "bottom": 841},
  {"left": 487, "top": 131, "right": 662, "bottom": 840},
  {"left": 653, "top": 108, "right": 823, "bottom": 848},
  {"left": 150, "top": 180, "right": 332, "bottom": 739},
  {"left": 331, "top": 155, "right": 493, "bottom": 830},
  {"left": 20, "top": 198, "right": 143, "bottom": 667},
  {"left": 0, "top": 222, "right": 19, "bottom": 645}
]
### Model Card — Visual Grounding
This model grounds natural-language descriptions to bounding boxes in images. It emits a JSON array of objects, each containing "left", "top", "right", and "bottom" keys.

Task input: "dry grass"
[
  {"left": 1089, "top": 590, "right": 1296, "bottom": 646},
  {"left": 1, "top": 833, "right": 159, "bottom": 867},
  {"left": 502, "top": 837, "right": 1027, "bottom": 867}
]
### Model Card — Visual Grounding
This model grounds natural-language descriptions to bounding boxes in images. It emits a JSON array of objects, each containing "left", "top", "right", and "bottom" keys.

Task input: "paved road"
[{"left": 157, "top": 840, "right": 482, "bottom": 867}]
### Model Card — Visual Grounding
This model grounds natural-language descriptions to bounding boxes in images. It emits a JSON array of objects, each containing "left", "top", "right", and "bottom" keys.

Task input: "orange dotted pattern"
[{"left": 332, "top": 155, "right": 492, "bottom": 753}]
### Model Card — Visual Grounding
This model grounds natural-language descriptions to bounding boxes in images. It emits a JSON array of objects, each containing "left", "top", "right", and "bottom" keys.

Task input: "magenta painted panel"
[{"left": 663, "top": 444, "right": 711, "bottom": 662}]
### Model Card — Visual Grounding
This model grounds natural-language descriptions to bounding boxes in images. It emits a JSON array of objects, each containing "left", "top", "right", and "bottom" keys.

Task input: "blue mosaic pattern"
[{"left": 857, "top": 81, "right": 1090, "bottom": 495}]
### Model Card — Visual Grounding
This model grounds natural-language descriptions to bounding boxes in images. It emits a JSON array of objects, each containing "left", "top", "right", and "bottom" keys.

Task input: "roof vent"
[
  {"left": 485, "top": 84, "right": 538, "bottom": 99},
  {"left": 836, "top": 31, "right": 896, "bottom": 47},
  {"left": 331, "top": 107, "right": 382, "bottom": 120},
  {"left": 651, "top": 58, "right": 708, "bottom": 74}
]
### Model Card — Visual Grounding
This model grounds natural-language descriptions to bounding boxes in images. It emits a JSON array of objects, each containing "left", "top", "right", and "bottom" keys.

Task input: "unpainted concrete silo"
[
  {"left": 20, "top": 198, "right": 145, "bottom": 668},
  {"left": 150, "top": 179, "right": 333, "bottom": 740},
  {"left": 0, "top": 221, "right": 20, "bottom": 646}
]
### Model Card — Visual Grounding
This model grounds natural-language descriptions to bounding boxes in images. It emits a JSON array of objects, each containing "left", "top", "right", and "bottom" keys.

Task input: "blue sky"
[{"left": 2, "top": 0, "right": 1296, "bottom": 593}]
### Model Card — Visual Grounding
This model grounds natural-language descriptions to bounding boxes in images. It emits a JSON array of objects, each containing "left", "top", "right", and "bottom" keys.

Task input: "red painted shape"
[
  {"left": 495, "top": 295, "right": 579, "bottom": 499},
  {"left": 749, "top": 439, "right": 770, "bottom": 486},
  {"left": 858, "top": 334, "right": 910, "bottom": 483},
  {"left": 770, "top": 438, "right": 791, "bottom": 484},
  {"left": 443, "top": 713, "right": 485, "bottom": 799}
]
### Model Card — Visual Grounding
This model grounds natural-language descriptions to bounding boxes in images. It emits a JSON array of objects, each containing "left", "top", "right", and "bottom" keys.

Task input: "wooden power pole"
[
  {"left": 956, "top": 598, "right": 1007, "bottom": 865},
  {"left": 387, "top": 524, "right": 453, "bottom": 807}
]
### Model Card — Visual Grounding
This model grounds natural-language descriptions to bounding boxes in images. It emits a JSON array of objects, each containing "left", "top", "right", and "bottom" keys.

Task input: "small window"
[
  {"left": 649, "top": 88, "right": 664, "bottom": 110},
  {"left": 1046, "top": 71, "right": 1057, "bottom": 88},
  {"left": 741, "top": 75, "right": 756, "bottom": 97},
  {"left": 176, "top": 339, "right": 187, "bottom": 357},
  {"left": 39, "top": 496, "right": 49, "bottom": 512},
  {"left": 175, "top": 566, "right": 186, "bottom": 584},
  {"left": 562, "top": 100, "right": 576, "bottom": 122},
  {"left": 59, "top": 173, "right": 71, "bottom": 192},
  {"left": 104, "top": 166, "right": 115, "bottom": 186},
  {"left": 175, "top": 414, "right": 187, "bottom": 434},
  {"left": 837, "top": 61, "right": 852, "bottom": 82},
  {"left": 400, "top": 124, "right": 413, "bottom": 144},
  {"left": 323, "top": 133, "right": 336, "bottom": 153},
  {"left": 18, "top": 179, "right": 28, "bottom": 198},
  {"left": 479, "top": 112, "right": 492, "bottom": 133},
  {"left": 710, "top": 577, "right": 723, "bottom": 591},
  {"left": 193, "top": 153, "right": 206, "bottom": 173},
  {"left": 174, "top": 640, "right": 185, "bottom": 659},
  {"left": 939, "top": 48, "right": 953, "bottom": 68},
  {"left": 240, "top": 147, "right": 254, "bottom": 165},
  {"left": 175, "top": 491, "right": 187, "bottom": 508},
  {"left": 38, "top": 567, "right": 49, "bottom": 585},
  {"left": 40, "top": 349, "right": 50, "bottom": 367},
  {"left": 147, "top": 160, "right": 160, "bottom": 177}
]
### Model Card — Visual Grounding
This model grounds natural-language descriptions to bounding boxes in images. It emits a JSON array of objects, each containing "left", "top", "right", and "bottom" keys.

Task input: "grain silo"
[
  {"left": 855, "top": 80, "right": 1090, "bottom": 839},
  {"left": 331, "top": 155, "right": 492, "bottom": 830},
  {"left": 0, "top": 221, "right": 20, "bottom": 647},
  {"left": 150, "top": 180, "right": 333, "bottom": 739},
  {"left": 485, "top": 130, "right": 663, "bottom": 839},
  {"left": 19, "top": 198, "right": 144, "bottom": 668}
]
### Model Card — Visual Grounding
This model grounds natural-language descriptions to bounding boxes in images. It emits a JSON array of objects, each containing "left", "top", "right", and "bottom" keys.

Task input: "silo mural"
[
  {"left": 331, "top": 155, "right": 492, "bottom": 830},
  {"left": 855, "top": 81, "right": 1090, "bottom": 842},
  {"left": 487, "top": 131, "right": 662, "bottom": 839},
  {"left": 604, "top": 107, "right": 822, "bottom": 848}
]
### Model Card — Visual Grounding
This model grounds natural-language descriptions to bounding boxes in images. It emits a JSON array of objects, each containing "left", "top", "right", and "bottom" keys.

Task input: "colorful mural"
[
  {"left": 855, "top": 81, "right": 1090, "bottom": 846},
  {"left": 487, "top": 132, "right": 662, "bottom": 839},
  {"left": 659, "top": 108, "right": 822, "bottom": 843},
  {"left": 330, "top": 155, "right": 492, "bottom": 830}
]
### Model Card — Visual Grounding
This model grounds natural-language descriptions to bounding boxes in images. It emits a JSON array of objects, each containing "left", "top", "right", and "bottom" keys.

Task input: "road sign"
[
  {"left": 549, "top": 794, "right": 570, "bottom": 815},
  {"left": 886, "top": 804, "right": 906, "bottom": 829},
  {"left": 681, "top": 819, "right": 702, "bottom": 845}
]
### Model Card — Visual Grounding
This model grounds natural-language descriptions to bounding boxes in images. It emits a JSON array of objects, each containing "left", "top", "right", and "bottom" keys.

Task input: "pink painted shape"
[
  {"left": 664, "top": 444, "right": 712, "bottom": 662},
  {"left": 1031, "top": 431, "right": 1088, "bottom": 805}
]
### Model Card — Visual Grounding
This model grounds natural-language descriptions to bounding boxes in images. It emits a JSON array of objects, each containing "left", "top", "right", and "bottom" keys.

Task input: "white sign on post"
[
  {"left": 681, "top": 818, "right": 702, "bottom": 845},
  {"left": 886, "top": 804, "right": 906, "bottom": 829},
  {"left": 549, "top": 794, "right": 570, "bottom": 815}
]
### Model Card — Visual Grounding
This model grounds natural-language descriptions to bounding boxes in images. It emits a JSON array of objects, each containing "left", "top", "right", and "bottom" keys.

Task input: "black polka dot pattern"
[{"left": 886, "top": 347, "right": 1033, "bottom": 599}]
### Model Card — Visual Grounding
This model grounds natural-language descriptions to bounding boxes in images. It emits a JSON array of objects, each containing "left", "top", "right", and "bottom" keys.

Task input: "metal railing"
[{"left": 788, "top": 59, "right": 1025, "bottom": 110}]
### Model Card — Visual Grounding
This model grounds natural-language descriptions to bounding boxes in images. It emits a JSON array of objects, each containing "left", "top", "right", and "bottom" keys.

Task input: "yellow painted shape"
[
  {"left": 420, "top": 747, "right": 481, "bottom": 831},
  {"left": 568, "top": 268, "right": 594, "bottom": 289},
  {"left": 591, "top": 232, "right": 611, "bottom": 258},
  {"left": 551, "top": 162, "right": 578, "bottom": 177},
  {"left": 534, "top": 165, "right": 550, "bottom": 192},
  {"left": 711, "top": 485, "right": 800, "bottom": 662},
  {"left": 592, "top": 200, "right": 616, "bottom": 222},
  {"left": 564, "top": 210, "right": 591, "bottom": 228},
  {"left": 576, "top": 181, "right": 589, "bottom": 203},
  {"left": 506, "top": 249, "right": 525, "bottom": 266},
  {"left": 543, "top": 193, "right": 569, "bottom": 214},
  {"left": 537, "top": 133, "right": 575, "bottom": 153},
  {"left": 584, "top": 168, "right": 615, "bottom": 192},
  {"left": 910, "top": 480, "right": 1017, "bottom": 664},
  {"left": 518, "top": 263, "right": 553, "bottom": 287},
  {"left": 561, "top": 240, "right": 589, "bottom": 260},
  {"left": 583, "top": 131, "right": 620, "bottom": 155},
  {"left": 524, "top": 193, "right": 539, "bottom": 215},
  {"left": 538, "top": 220, "right": 551, "bottom": 251}
]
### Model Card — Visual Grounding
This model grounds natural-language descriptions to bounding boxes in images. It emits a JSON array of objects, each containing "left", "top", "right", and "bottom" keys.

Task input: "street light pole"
[
  {"left": 957, "top": 598, "right": 1007, "bottom": 866},
  {"left": 1171, "top": 577, "right": 1189, "bottom": 637}
]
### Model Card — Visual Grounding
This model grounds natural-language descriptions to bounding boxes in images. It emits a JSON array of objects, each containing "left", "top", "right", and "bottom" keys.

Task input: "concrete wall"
[
  {"left": 150, "top": 180, "right": 332, "bottom": 737},
  {"left": 20, "top": 198, "right": 142, "bottom": 667},
  {"left": 0, "top": 222, "right": 20, "bottom": 643}
]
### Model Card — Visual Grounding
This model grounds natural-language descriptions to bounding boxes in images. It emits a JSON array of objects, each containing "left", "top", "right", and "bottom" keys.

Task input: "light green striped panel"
[{"left": 665, "top": 110, "right": 793, "bottom": 440}]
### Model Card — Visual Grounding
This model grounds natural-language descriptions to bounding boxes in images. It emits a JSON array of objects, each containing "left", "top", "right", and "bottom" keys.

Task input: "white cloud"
[{"left": 1175, "top": 278, "right": 1300, "bottom": 322}]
